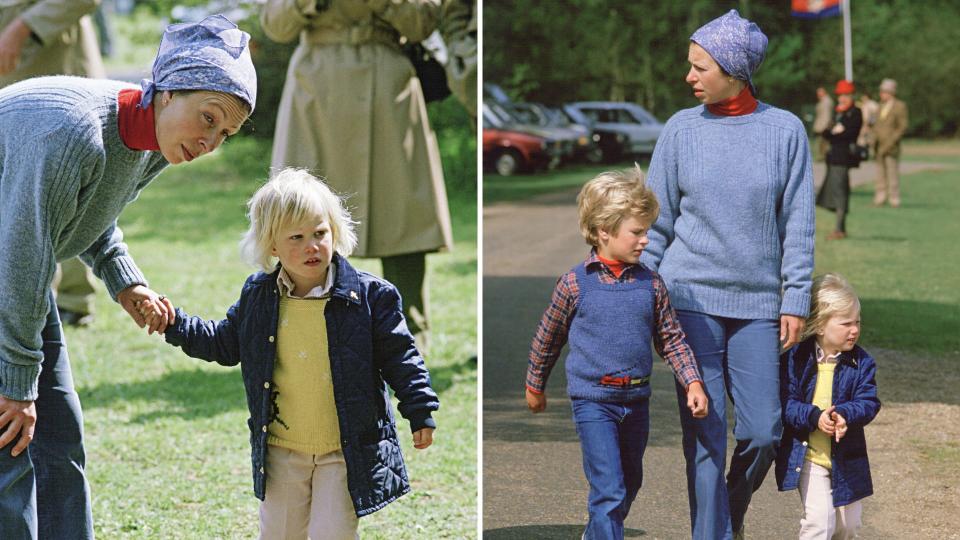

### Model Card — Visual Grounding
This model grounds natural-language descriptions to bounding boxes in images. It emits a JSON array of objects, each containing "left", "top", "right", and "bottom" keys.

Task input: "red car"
[{"left": 483, "top": 127, "right": 555, "bottom": 176}]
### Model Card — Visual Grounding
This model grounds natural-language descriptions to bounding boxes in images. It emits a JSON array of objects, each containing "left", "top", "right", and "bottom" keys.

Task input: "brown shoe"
[
  {"left": 890, "top": 199, "right": 901, "bottom": 208},
  {"left": 826, "top": 231, "right": 847, "bottom": 240}
]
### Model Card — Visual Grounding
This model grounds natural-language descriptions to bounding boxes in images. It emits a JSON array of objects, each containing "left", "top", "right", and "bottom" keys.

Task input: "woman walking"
[
  {"left": 640, "top": 10, "right": 815, "bottom": 540},
  {"left": 817, "top": 79, "right": 863, "bottom": 240}
]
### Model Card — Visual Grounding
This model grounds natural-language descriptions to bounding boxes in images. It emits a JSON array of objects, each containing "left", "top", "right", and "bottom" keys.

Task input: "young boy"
[{"left": 525, "top": 166, "right": 708, "bottom": 540}]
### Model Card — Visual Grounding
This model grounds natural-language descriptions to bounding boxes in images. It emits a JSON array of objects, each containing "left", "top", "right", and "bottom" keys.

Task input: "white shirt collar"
[
  {"left": 276, "top": 264, "right": 336, "bottom": 299},
  {"left": 815, "top": 343, "right": 842, "bottom": 364}
]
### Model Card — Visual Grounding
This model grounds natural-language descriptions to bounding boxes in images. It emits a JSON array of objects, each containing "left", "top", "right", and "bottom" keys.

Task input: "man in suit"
[
  {"left": 873, "top": 78, "right": 909, "bottom": 207},
  {"left": 0, "top": 0, "right": 105, "bottom": 326}
]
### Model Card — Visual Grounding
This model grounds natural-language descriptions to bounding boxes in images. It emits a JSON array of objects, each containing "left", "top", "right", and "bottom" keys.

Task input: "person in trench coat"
[
  {"left": 261, "top": 0, "right": 453, "bottom": 346},
  {"left": 0, "top": 0, "right": 107, "bottom": 326}
]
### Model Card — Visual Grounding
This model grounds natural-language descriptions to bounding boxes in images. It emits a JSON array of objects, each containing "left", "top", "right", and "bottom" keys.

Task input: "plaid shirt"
[{"left": 527, "top": 251, "right": 701, "bottom": 393}]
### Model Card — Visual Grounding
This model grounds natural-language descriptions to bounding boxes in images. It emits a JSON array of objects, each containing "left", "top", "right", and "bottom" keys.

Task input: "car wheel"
[{"left": 495, "top": 150, "right": 522, "bottom": 176}]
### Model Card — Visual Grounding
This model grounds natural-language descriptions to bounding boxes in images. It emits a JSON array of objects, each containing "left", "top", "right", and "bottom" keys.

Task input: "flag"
[{"left": 792, "top": 0, "right": 841, "bottom": 19}]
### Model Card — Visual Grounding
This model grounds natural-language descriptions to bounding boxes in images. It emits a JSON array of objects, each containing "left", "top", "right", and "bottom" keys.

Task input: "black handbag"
[
  {"left": 849, "top": 143, "right": 869, "bottom": 168},
  {"left": 403, "top": 42, "right": 451, "bottom": 103}
]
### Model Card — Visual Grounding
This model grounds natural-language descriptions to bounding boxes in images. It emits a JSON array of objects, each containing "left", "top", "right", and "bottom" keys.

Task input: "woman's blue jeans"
[
  {"left": 0, "top": 293, "right": 93, "bottom": 539},
  {"left": 572, "top": 398, "right": 649, "bottom": 540},
  {"left": 673, "top": 311, "right": 782, "bottom": 540}
]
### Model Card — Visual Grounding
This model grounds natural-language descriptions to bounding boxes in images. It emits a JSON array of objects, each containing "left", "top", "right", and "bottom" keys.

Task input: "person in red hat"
[{"left": 816, "top": 79, "right": 863, "bottom": 240}]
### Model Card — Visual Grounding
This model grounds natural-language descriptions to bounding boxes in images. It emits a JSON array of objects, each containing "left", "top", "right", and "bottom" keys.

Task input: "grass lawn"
[{"left": 66, "top": 136, "right": 477, "bottom": 538}]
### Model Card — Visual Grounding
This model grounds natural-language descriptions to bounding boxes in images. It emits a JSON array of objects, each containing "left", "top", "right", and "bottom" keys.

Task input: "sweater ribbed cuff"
[
  {"left": 781, "top": 289, "right": 812, "bottom": 318},
  {"left": 0, "top": 360, "right": 41, "bottom": 401},
  {"left": 101, "top": 255, "right": 147, "bottom": 300}
]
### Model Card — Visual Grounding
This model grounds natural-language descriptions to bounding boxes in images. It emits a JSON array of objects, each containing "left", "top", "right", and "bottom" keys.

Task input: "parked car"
[
  {"left": 483, "top": 110, "right": 557, "bottom": 176},
  {"left": 563, "top": 101, "right": 664, "bottom": 156},
  {"left": 484, "top": 102, "right": 578, "bottom": 166},
  {"left": 510, "top": 102, "right": 601, "bottom": 163}
]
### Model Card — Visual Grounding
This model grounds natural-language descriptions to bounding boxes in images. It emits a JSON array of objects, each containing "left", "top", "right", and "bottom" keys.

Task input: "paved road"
[{"left": 481, "top": 160, "right": 950, "bottom": 539}]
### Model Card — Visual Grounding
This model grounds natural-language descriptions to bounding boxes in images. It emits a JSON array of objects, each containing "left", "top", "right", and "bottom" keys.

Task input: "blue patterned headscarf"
[
  {"left": 690, "top": 9, "right": 768, "bottom": 96},
  {"left": 139, "top": 14, "right": 257, "bottom": 112}
]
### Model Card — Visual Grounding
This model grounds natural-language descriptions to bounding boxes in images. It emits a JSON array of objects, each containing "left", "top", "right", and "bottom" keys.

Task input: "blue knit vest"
[{"left": 565, "top": 263, "right": 655, "bottom": 402}]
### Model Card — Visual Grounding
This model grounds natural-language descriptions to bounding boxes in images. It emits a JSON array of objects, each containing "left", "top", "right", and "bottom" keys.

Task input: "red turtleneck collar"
[
  {"left": 597, "top": 254, "right": 628, "bottom": 278},
  {"left": 117, "top": 88, "right": 160, "bottom": 151},
  {"left": 706, "top": 85, "right": 758, "bottom": 116}
]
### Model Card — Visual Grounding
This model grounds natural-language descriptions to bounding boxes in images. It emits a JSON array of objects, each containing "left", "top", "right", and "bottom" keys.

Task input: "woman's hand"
[
  {"left": 780, "top": 315, "right": 805, "bottom": 350},
  {"left": 117, "top": 285, "right": 176, "bottom": 334},
  {"left": 0, "top": 18, "right": 30, "bottom": 76},
  {"left": 412, "top": 427, "right": 434, "bottom": 450},
  {"left": 0, "top": 396, "right": 35, "bottom": 456},
  {"left": 831, "top": 123, "right": 846, "bottom": 135}
]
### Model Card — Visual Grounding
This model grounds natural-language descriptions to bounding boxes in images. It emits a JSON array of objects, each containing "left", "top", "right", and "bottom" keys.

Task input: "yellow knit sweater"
[
  {"left": 267, "top": 297, "right": 341, "bottom": 456},
  {"left": 806, "top": 362, "right": 836, "bottom": 469}
]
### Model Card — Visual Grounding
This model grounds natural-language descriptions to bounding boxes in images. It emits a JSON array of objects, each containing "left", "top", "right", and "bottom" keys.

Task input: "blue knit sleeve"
[
  {"left": 641, "top": 116, "right": 681, "bottom": 272},
  {"left": 777, "top": 116, "right": 815, "bottom": 317}
]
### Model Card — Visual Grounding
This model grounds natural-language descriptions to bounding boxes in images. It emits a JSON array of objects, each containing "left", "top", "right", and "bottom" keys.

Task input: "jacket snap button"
[
  {"left": 796, "top": 467, "right": 802, "bottom": 473},
  {"left": 262, "top": 425, "right": 268, "bottom": 432},
  {"left": 259, "top": 467, "right": 264, "bottom": 474},
  {"left": 264, "top": 382, "right": 270, "bottom": 389},
  {"left": 802, "top": 441, "right": 808, "bottom": 446},
  {"left": 268, "top": 336, "right": 275, "bottom": 343}
]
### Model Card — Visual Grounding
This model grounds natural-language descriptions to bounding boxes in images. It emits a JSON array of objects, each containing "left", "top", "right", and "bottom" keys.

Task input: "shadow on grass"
[
  {"left": 81, "top": 368, "right": 244, "bottom": 423},
  {"left": 430, "top": 356, "right": 477, "bottom": 394},
  {"left": 80, "top": 358, "right": 474, "bottom": 424},
  {"left": 484, "top": 524, "right": 645, "bottom": 538}
]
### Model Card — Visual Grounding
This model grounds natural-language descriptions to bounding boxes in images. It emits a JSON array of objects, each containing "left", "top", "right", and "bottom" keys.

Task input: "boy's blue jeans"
[
  {"left": 673, "top": 311, "right": 782, "bottom": 540},
  {"left": 0, "top": 293, "right": 93, "bottom": 539},
  {"left": 571, "top": 398, "right": 649, "bottom": 540}
]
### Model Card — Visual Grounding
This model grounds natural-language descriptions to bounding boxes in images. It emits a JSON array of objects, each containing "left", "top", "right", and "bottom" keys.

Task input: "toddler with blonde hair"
[
  {"left": 777, "top": 273, "right": 881, "bottom": 539},
  {"left": 156, "top": 168, "right": 438, "bottom": 539}
]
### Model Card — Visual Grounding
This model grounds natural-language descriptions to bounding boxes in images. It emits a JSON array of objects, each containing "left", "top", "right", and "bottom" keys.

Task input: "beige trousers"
[
  {"left": 52, "top": 257, "right": 96, "bottom": 315},
  {"left": 874, "top": 154, "right": 901, "bottom": 206},
  {"left": 259, "top": 446, "right": 359, "bottom": 540},
  {"left": 798, "top": 461, "right": 863, "bottom": 539}
]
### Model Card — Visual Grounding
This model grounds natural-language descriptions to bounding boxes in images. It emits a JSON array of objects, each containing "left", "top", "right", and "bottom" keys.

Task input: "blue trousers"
[
  {"left": 0, "top": 293, "right": 93, "bottom": 539},
  {"left": 673, "top": 311, "right": 782, "bottom": 540},
  {"left": 572, "top": 398, "right": 649, "bottom": 540}
]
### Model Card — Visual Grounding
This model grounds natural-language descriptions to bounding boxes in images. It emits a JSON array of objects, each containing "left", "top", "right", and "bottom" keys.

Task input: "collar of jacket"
[
  {"left": 250, "top": 253, "right": 363, "bottom": 305},
  {"left": 798, "top": 337, "right": 860, "bottom": 369}
]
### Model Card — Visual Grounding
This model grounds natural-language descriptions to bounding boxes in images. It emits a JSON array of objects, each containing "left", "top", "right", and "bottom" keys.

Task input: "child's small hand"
[
  {"left": 525, "top": 388, "right": 547, "bottom": 413},
  {"left": 831, "top": 411, "right": 848, "bottom": 442},
  {"left": 412, "top": 428, "right": 434, "bottom": 450},
  {"left": 686, "top": 381, "right": 709, "bottom": 418},
  {"left": 818, "top": 405, "right": 836, "bottom": 435}
]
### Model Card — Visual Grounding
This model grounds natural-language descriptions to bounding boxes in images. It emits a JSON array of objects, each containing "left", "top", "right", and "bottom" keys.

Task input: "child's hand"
[
  {"left": 412, "top": 428, "right": 434, "bottom": 450},
  {"left": 525, "top": 388, "right": 547, "bottom": 413},
  {"left": 831, "top": 411, "right": 848, "bottom": 442},
  {"left": 686, "top": 381, "right": 709, "bottom": 418},
  {"left": 818, "top": 405, "right": 836, "bottom": 435}
]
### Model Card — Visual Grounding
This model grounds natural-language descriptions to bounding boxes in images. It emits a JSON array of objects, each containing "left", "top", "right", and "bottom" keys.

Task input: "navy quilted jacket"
[
  {"left": 776, "top": 338, "right": 880, "bottom": 506},
  {"left": 164, "top": 253, "right": 439, "bottom": 516}
]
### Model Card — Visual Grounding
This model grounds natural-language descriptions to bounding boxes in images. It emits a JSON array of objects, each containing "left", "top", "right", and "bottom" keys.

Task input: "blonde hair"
[
  {"left": 577, "top": 165, "right": 659, "bottom": 246},
  {"left": 801, "top": 273, "right": 861, "bottom": 341},
  {"left": 239, "top": 168, "right": 358, "bottom": 272}
]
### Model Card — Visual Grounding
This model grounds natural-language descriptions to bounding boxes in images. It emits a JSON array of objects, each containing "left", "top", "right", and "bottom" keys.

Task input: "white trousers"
[
  {"left": 798, "top": 460, "right": 863, "bottom": 540},
  {"left": 259, "top": 446, "right": 359, "bottom": 540}
]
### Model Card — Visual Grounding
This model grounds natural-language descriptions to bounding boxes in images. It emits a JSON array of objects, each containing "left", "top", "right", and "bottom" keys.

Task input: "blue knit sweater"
[
  {"left": 0, "top": 76, "right": 169, "bottom": 400},
  {"left": 640, "top": 103, "right": 815, "bottom": 320}
]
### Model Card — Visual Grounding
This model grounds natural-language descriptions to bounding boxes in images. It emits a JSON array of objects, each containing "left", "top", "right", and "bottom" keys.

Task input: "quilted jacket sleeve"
[
  {"left": 834, "top": 354, "right": 881, "bottom": 428},
  {"left": 369, "top": 279, "right": 439, "bottom": 432},
  {"left": 163, "top": 279, "right": 250, "bottom": 367}
]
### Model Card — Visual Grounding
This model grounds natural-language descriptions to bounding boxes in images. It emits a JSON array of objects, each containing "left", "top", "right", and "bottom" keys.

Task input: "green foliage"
[
  {"left": 485, "top": 0, "right": 960, "bottom": 136},
  {"left": 67, "top": 137, "right": 476, "bottom": 537}
]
